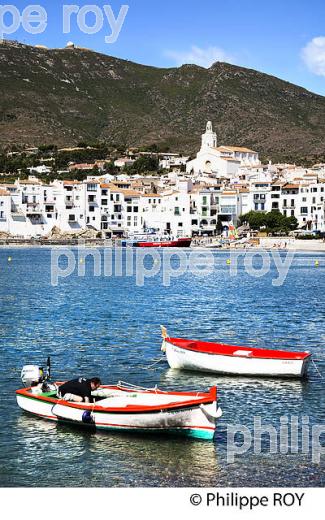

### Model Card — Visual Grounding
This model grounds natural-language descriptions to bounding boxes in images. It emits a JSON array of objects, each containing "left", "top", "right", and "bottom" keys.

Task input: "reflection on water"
[
  {"left": 0, "top": 248, "right": 324, "bottom": 487},
  {"left": 11, "top": 415, "right": 220, "bottom": 487}
]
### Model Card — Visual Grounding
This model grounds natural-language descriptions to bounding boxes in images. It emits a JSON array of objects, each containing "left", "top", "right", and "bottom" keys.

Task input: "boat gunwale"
[
  {"left": 166, "top": 338, "right": 311, "bottom": 361},
  {"left": 16, "top": 384, "right": 217, "bottom": 414}
]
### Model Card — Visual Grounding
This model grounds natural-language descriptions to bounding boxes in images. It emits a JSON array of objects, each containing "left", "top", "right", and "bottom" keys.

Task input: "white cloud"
[
  {"left": 302, "top": 37, "right": 325, "bottom": 77},
  {"left": 165, "top": 45, "right": 235, "bottom": 68}
]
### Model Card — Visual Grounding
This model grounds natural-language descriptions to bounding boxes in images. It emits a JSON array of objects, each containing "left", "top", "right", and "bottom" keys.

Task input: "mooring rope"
[
  {"left": 312, "top": 358, "right": 324, "bottom": 379},
  {"left": 146, "top": 356, "right": 166, "bottom": 369}
]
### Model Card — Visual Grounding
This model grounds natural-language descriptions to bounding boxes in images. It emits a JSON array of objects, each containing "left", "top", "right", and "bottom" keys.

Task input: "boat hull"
[
  {"left": 134, "top": 238, "right": 192, "bottom": 248},
  {"left": 16, "top": 386, "right": 220, "bottom": 440},
  {"left": 165, "top": 340, "right": 310, "bottom": 378}
]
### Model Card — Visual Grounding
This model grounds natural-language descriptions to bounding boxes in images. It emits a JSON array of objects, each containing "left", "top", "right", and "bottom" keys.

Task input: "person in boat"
[{"left": 58, "top": 377, "right": 101, "bottom": 403}]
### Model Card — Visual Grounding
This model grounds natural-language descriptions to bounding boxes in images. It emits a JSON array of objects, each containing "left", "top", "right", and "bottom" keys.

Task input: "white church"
[{"left": 186, "top": 121, "right": 260, "bottom": 177}]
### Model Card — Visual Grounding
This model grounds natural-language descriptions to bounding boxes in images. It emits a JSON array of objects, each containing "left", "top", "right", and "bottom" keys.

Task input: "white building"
[
  {"left": 1, "top": 158, "right": 325, "bottom": 238},
  {"left": 186, "top": 121, "right": 260, "bottom": 178}
]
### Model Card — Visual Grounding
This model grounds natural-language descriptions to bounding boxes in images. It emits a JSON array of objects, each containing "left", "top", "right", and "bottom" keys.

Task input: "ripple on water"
[{"left": 0, "top": 248, "right": 324, "bottom": 486}]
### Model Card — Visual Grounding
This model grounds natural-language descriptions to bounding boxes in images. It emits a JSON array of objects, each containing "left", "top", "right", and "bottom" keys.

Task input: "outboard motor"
[
  {"left": 21, "top": 357, "right": 54, "bottom": 391},
  {"left": 21, "top": 365, "right": 45, "bottom": 387}
]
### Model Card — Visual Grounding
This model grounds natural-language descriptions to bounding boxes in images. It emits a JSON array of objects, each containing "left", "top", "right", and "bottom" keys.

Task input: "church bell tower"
[{"left": 201, "top": 121, "right": 217, "bottom": 150}]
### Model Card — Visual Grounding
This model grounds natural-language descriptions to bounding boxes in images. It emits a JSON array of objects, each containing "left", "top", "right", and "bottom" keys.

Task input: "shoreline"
[{"left": 0, "top": 239, "right": 325, "bottom": 252}]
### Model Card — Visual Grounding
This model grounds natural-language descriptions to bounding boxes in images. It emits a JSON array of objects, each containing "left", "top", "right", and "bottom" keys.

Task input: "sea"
[{"left": 0, "top": 247, "right": 324, "bottom": 487}]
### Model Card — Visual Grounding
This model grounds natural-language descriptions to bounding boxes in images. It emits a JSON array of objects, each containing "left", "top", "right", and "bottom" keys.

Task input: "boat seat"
[{"left": 40, "top": 391, "right": 58, "bottom": 398}]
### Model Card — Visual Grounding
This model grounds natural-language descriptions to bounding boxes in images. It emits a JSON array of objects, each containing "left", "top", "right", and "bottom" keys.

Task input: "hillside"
[{"left": 1, "top": 40, "right": 325, "bottom": 161}]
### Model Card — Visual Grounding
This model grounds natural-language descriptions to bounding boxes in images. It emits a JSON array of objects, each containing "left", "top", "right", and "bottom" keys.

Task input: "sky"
[{"left": 2, "top": 0, "right": 325, "bottom": 96}]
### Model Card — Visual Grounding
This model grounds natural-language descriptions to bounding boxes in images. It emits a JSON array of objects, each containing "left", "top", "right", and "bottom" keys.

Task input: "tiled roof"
[
  {"left": 283, "top": 184, "right": 300, "bottom": 189},
  {"left": 217, "top": 146, "right": 258, "bottom": 154}
]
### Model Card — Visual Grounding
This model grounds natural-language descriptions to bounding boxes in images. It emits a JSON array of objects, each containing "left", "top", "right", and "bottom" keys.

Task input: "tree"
[
  {"left": 124, "top": 156, "right": 159, "bottom": 175},
  {"left": 240, "top": 210, "right": 298, "bottom": 234},
  {"left": 104, "top": 161, "right": 118, "bottom": 175}
]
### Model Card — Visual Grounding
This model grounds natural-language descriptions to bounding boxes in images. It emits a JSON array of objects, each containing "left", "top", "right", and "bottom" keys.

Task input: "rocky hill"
[{"left": 1, "top": 40, "right": 325, "bottom": 161}]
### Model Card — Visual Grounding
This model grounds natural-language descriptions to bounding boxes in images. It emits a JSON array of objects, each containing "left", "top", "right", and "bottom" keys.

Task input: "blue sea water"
[{"left": 0, "top": 247, "right": 324, "bottom": 487}]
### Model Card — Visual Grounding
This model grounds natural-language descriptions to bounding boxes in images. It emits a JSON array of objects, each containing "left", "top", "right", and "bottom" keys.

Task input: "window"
[
  {"left": 300, "top": 207, "right": 308, "bottom": 214},
  {"left": 89, "top": 206, "right": 95, "bottom": 212},
  {"left": 87, "top": 184, "right": 97, "bottom": 192},
  {"left": 134, "top": 206, "right": 139, "bottom": 213}
]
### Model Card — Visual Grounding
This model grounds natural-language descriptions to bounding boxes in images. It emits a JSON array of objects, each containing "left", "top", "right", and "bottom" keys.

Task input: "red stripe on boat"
[{"left": 167, "top": 338, "right": 311, "bottom": 360}]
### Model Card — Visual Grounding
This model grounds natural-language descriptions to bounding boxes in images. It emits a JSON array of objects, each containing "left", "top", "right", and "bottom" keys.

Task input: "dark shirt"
[{"left": 59, "top": 378, "right": 93, "bottom": 402}]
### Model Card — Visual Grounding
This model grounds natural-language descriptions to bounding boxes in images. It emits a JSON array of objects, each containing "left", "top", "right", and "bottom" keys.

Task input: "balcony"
[
  {"left": 220, "top": 206, "right": 237, "bottom": 215},
  {"left": 65, "top": 198, "right": 75, "bottom": 208},
  {"left": 26, "top": 204, "right": 42, "bottom": 215}
]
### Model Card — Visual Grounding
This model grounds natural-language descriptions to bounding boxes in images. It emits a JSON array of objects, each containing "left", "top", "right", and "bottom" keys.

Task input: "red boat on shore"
[{"left": 135, "top": 237, "right": 192, "bottom": 248}]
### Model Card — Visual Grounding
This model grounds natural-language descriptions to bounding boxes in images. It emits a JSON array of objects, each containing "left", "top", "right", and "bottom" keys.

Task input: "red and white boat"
[
  {"left": 16, "top": 370, "right": 222, "bottom": 440},
  {"left": 135, "top": 237, "right": 192, "bottom": 248},
  {"left": 161, "top": 328, "right": 311, "bottom": 378}
]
